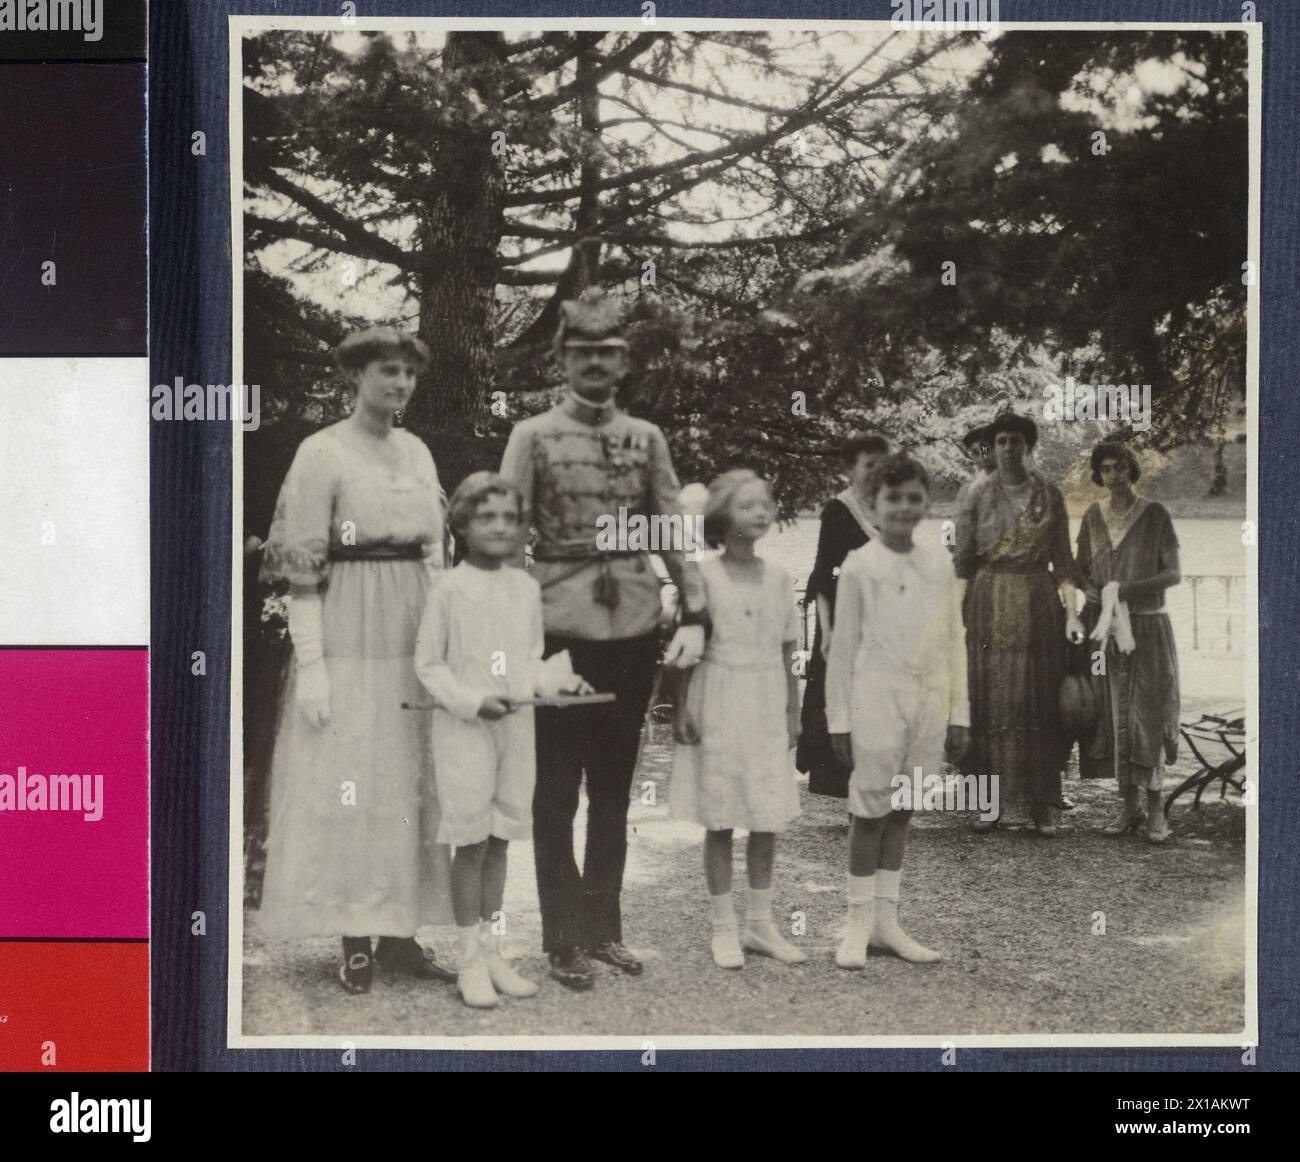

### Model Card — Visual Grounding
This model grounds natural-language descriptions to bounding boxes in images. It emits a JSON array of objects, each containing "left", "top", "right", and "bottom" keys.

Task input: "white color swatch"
[{"left": 0, "top": 357, "right": 149, "bottom": 644}]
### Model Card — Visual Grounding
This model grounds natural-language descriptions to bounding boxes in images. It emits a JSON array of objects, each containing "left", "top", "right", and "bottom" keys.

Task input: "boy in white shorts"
[
  {"left": 415, "top": 472, "right": 589, "bottom": 1007},
  {"left": 826, "top": 453, "right": 969, "bottom": 967}
]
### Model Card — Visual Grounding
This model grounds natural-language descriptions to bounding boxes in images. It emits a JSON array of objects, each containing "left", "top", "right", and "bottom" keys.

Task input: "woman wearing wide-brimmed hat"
[{"left": 954, "top": 413, "right": 1085, "bottom": 835}]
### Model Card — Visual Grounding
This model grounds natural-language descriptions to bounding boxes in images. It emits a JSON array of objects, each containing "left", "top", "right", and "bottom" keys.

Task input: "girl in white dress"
[
  {"left": 672, "top": 469, "right": 806, "bottom": 969},
  {"left": 258, "top": 327, "right": 454, "bottom": 995},
  {"left": 415, "top": 473, "right": 590, "bottom": 1008},
  {"left": 825, "top": 453, "right": 969, "bottom": 967}
]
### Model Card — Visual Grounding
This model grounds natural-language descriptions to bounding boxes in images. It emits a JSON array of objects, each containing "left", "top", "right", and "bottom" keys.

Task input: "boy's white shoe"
[
  {"left": 837, "top": 881, "right": 874, "bottom": 969},
  {"left": 485, "top": 951, "right": 538, "bottom": 998},
  {"left": 711, "top": 925, "right": 745, "bottom": 969},
  {"left": 835, "top": 899, "right": 874, "bottom": 970},
  {"left": 457, "top": 958, "right": 499, "bottom": 1008},
  {"left": 871, "top": 900, "right": 942, "bottom": 964},
  {"left": 741, "top": 924, "right": 808, "bottom": 964}
]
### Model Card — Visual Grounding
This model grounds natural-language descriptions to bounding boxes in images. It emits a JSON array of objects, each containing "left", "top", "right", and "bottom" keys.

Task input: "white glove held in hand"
[
  {"left": 535, "top": 650, "right": 593, "bottom": 698},
  {"left": 663, "top": 624, "right": 705, "bottom": 669},
  {"left": 288, "top": 594, "right": 331, "bottom": 727}
]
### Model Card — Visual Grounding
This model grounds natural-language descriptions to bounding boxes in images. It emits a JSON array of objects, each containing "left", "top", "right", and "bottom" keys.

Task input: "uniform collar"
[{"left": 561, "top": 390, "right": 618, "bottom": 426}]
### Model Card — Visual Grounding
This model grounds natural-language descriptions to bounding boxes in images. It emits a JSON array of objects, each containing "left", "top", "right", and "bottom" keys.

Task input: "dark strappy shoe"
[
  {"left": 338, "top": 951, "right": 373, "bottom": 995},
  {"left": 374, "top": 936, "right": 457, "bottom": 984}
]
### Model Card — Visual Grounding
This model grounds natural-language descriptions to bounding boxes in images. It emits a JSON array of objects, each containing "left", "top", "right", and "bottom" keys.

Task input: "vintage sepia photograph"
[{"left": 227, "top": 15, "right": 1257, "bottom": 1048}]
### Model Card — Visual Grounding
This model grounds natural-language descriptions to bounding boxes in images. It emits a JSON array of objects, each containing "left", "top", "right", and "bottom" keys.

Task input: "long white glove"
[{"left": 288, "top": 593, "right": 331, "bottom": 727}]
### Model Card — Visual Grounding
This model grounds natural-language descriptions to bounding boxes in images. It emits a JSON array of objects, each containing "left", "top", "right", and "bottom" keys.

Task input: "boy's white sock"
[
  {"left": 846, "top": 873, "right": 875, "bottom": 930},
  {"left": 479, "top": 918, "right": 537, "bottom": 998},
  {"left": 710, "top": 892, "right": 738, "bottom": 931},
  {"left": 745, "top": 886, "right": 775, "bottom": 932},
  {"left": 875, "top": 868, "right": 901, "bottom": 902}
]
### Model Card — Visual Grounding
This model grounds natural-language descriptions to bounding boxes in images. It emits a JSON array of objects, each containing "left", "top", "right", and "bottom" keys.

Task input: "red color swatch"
[{"left": 0, "top": 942, "right": 148, "bottom": 1071}]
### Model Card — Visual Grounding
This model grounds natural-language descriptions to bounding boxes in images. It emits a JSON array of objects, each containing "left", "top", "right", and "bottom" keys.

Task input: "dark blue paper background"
[{"left": 149, "top": 0, "right": 1297, "bottom": 1072}]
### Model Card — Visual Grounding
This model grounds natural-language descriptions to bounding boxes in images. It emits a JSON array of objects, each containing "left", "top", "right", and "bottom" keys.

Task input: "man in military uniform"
[{"left": 500, "top": 297, "right": 705, "bottom": 990}]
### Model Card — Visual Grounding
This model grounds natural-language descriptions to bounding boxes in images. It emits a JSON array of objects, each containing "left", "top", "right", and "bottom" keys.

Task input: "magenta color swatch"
[{"left": 0, "top": 650, "right": 148, "bottom": 938}]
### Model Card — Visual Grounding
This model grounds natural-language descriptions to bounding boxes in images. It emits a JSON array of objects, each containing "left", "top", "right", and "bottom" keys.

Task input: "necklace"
[
  {"left": 721, "top": 555, "right": 763, "bottom": 618},
  {"left": 1107, "top": 494, "right": 1138, "bottom": 521},
  {"left": 1001, "top": 475, "right": 1033, "bottom": 516}
]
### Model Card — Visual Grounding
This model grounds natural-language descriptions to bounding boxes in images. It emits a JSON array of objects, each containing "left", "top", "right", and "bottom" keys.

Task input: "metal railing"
[{"left": 791, "top": 573, "right": 1245, "bottom": 657}]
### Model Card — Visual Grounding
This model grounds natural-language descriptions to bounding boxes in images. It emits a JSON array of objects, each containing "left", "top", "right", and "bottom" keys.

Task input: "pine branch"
[
  {"left": 496, "top": 266, "right": 564, "bottom": 287},
  {"left": 528, "top": 32, "right": 664, "bottom": 111},
  {"left": 505, "top": 38, "right": 959, "bottom": 210},
  {"left": 254, "top": 168, "right": 414, "bottom": 269}
]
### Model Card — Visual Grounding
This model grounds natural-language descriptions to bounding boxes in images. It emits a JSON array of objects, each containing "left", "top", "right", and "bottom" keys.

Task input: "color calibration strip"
[{"left": 0, "top": 2, "right": 149, "bottom": 1072}]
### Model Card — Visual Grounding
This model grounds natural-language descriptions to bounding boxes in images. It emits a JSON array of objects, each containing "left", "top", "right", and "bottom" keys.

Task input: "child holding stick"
[{"left": 415, "top": 472, "right": 590, "bottom": 1007}]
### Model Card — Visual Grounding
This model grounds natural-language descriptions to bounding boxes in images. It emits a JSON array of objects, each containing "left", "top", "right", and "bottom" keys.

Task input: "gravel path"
[{"left": 240, "top": 717, "right": 1246, "bottom": 1042}]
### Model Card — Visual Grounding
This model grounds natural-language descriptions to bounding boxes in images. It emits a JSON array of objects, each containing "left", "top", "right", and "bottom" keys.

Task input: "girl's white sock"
[
  {"left": 458, "top": 924, "right": 480, "bottom": 967},
  {"left": 478, "top": 919, "right": 500, "bottom": 956},
  {"left": 710, "top": 892, "right": 737, "bottom": 931},
  {"left": 746, "top": 886, "right": 775, "bottom": 931}
]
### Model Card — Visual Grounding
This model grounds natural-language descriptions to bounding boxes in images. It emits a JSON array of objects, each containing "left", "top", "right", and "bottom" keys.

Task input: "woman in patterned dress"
[{"left": 954, "top": 413, "right": 1086, "bottom": 835}]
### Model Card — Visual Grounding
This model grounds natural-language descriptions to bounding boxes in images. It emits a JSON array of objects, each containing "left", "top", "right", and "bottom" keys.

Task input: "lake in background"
[{"left": 758, "top": 516, "right": 1247, "bottom": 705}]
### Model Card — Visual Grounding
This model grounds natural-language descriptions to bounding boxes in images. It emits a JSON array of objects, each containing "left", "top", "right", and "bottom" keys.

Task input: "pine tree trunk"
[
  {"left": 1208, "top": 437, "right": 1228, "bottom": 497},
  {"left": 408, "top": 32, "right": 507, "bottom": 456}
]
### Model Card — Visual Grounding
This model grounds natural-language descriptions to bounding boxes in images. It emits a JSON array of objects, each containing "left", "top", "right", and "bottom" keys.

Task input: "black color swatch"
[
  {"left": 0, "top": 0, "right": 146, "bottom": 62},
  {"left": 0, "top": 61, "right": 146, "bottom": 354}
]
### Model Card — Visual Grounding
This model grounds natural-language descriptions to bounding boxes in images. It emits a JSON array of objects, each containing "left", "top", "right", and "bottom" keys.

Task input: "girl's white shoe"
[
  {"left": 457, "top": 958, "right": 499, "bottom": 1008},
  {"left": 711, "top": 926, "right": 745, "bottom": 969},
  {"left": 485, "top": 952, "right": 538, "bottom": 998},
  {"left": 741, "top": 925, "right": 808, "bottom": 964}
]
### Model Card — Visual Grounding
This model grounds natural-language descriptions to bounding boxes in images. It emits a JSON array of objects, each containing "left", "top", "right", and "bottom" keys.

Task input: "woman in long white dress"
[{"left": 257, "top": 327, "right": 454, "bottom": 994}]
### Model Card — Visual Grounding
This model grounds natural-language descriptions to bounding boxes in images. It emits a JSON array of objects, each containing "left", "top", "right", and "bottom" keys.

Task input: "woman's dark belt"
[{"left": 329, "top": 543, "right": 426, "bottom": 561}]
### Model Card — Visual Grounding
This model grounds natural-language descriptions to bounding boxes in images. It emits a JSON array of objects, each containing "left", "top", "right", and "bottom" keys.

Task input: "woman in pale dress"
[
  {"left": 672, "top": 470, "right": 807, "bottom": 970},
  {"left": 257, "top": 327, "right": 454, "bottom": 994},
  {"left": 1075, "top": 442, "right": 1181, "bottom": 844}
]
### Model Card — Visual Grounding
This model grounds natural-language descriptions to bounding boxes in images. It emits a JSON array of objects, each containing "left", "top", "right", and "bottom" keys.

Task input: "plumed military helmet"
[{"left": 554, "top": 296, "right": 629, "bottom": 358}]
